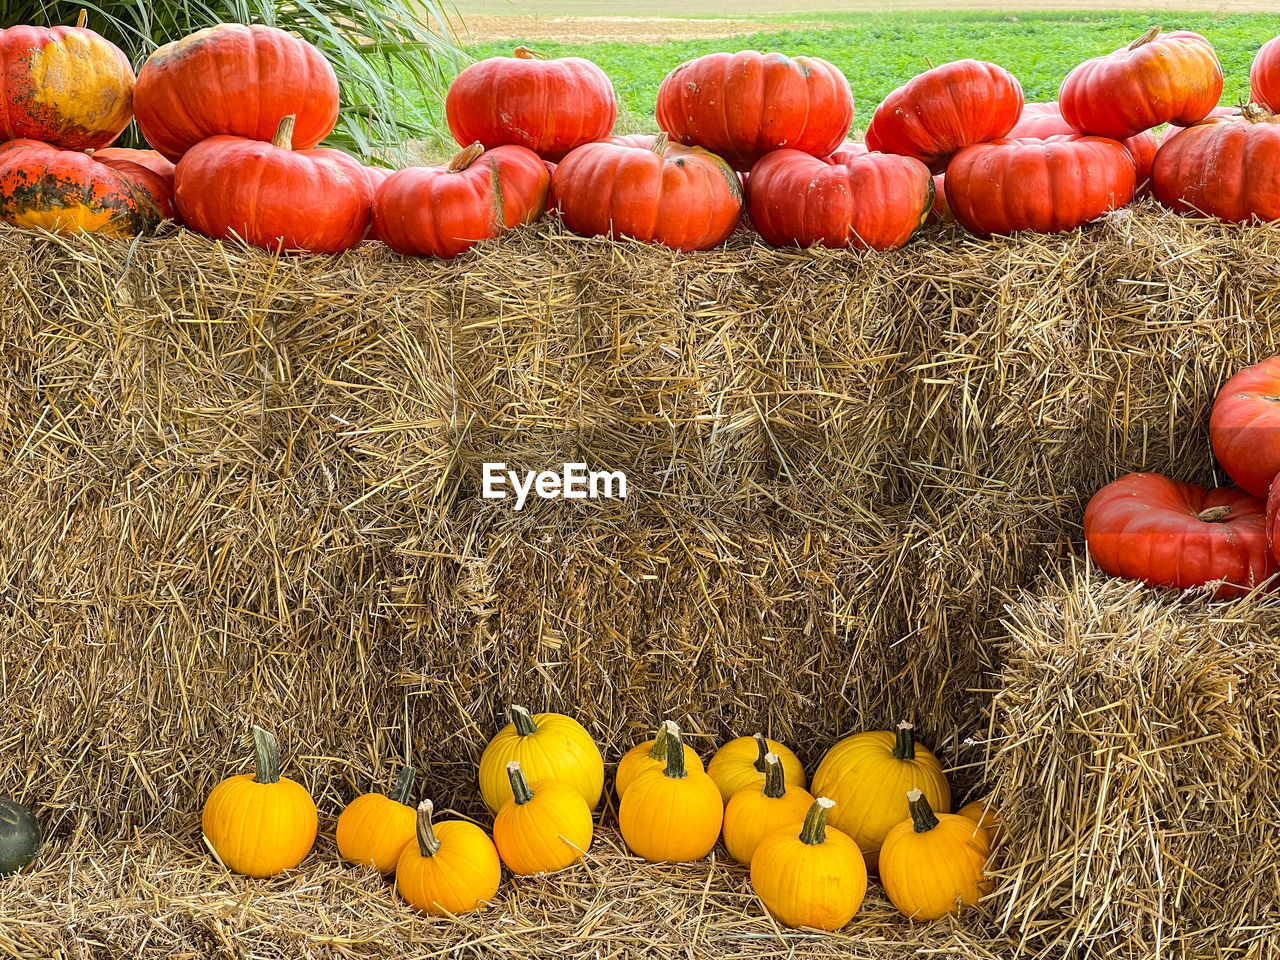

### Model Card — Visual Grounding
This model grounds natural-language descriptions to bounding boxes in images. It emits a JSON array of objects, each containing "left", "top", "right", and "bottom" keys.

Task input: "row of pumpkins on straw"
[
  {"left": 4, "top": 16, "right": 1280, "bottom": 256},
  {"left": 196, "top": 710, "right": 999, "bottom": 930}
]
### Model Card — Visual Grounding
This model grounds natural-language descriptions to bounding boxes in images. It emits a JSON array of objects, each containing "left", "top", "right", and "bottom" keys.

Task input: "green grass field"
[{"left": 461, "top": 11, "right": 1273, "bottom": 131}]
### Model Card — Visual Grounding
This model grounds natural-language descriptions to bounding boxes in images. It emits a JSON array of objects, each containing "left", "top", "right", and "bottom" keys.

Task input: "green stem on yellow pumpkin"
[
  {"left": 272, "top": 115, "right": 296, "bottom": 151},
  {"left": 751, "top": 733, "right": 769, "bottom": 773},
  {"left": 1128, "top": 26, "right": 1161, "bottom": 49},
  {"left": 893, "top": 720, "right": 916, "bottom": 761},
  {"left": 907, "top": 788, "right": 940, "bottom": 833},
  {"left": 800, "top": 797, "right": 835, "bottom": 845},
  {"left": 388, "top": 765, "right": 416, "bottom": 806},
  {"left": 251, "top": 726, "right": 280, "bottom": 785},
  {"left": 647, "top": 723, "right": 671, "bottom": 763},
  {"left": 661, "top": 721, "right": 688, "bottom": 779},
  {"left": 507, "top": 761, "right": 535, "bottom": 804},
  {"left": 449, "top": 142, "right": 486, "bottom": 173},
  {"left": 510, "top": 705, "right": 538, "bottom": 737},
  {"left": 416, "top": 800, "right": 440, "bottom": 857},
  {"left": 761, "top": 753, "right": 787, "bottom": 799}
]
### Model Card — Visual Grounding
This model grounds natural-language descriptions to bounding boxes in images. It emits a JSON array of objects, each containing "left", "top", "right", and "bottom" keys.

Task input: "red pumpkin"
[
  {"left": 0, "top": 140, "right": 170, "bottom": 235},
  {"left": 1268, "top": 475, "right": 1280, "bottom": 564},
  {"left": 1059, "top": 28, "right": 1222, "bottom": 140},
  {"left": 945, "top": 135, "right": 1135, "bottom": 236},
  {"left": 175, "top": 115, "right": 372, "bottom": 254},
  {"left": 362, "top": 165, "right": 393, "bottom": 242},
  {"left": 864, "top": 60, "right": 1023, "bottom": 172},
  {"left": 655, "top": 51, "right": 853, "bottom": 172},
  {"left": 1084, "top": 473, "right": 1276, "bottom": 597},
  {"left": 94, "top": 148, "right": 175, "bottom": 187},
  {"left": 1152, "top": 105, "right": 1280, "bottom": 224},
  {"left": 1008, "top": 103, "right": 1159, "bottom": 193},
  {"left": 1163, "top": 105, "right": 1241, "bottom": 140},
  {"left": 373, "top": 143, "right": 548, "bottom": 259},
  {"left": 927, "top": 173, "right": 951, "bottom": 224},
  {"left": 0, "top": 11, "right": 134, "bottom": 150},
  {"left": 1209, "top": 356, "right": 1280, "bottom": 499},
  {"left": 1253, "top": 37, "right": 1280, "bottom": 112},
  {"left": 747, "top": 147, "right": 932, "bottom": 250},
  {"left": 135, "top": 24, "right": 339, "bottom": 162},
  {"left": 446, "top": 47, "right": 616, "bottom": 163},
  {"left": 552, "top": 133, "right": 742, "bottom": 251}
]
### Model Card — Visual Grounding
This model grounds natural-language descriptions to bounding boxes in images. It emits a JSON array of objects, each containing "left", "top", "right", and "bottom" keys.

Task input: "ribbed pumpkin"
[
  {"left": 945, "top": 135, "right": 1135, "bottom": 236},
  {"left": 723, "top": 753, "right": 815, "bottom": 865},
  {"left": 492, "top": 762, "right": 593, "bottom": 876},
  {"left": 446, "top": 47, "right": 617, "bottom": 162},
  {"left": 655, "top": 51, "right": 854, "bottom": 171},
  {"left": 336, "top": 766, "right": 417, "bottom": 874},
  {"left": 396, "top": 801, "right": 501, "bottom": 916},
  {"left": 1268, "top": 475, "right": 1280, "bottom": 564},
  {"left": 551, "top": 133, "right": 742, "bottom": 251},
  {"left": 134, "top": 23, "right": 339, "bottom": 162},
  {"left": 1007, "top": 102, "right": 1159, "bottom": 192},
  {"left": 750, "top": 797, "right": 866, "bottom": 930},
  {"left": 706, "top": 732, "right": 808, "bottom": 805},
  {"left": 1152, "top": 105, "right": 1280, "bottom": 225},
  {"left": 1083, "top": 473, "right": 1276, "bottom": 597},
  {"left": 926, "top": 173, "right": 951, "bottom": 224},
  {"left": 880, "top": 789, "right": 992, "bottom": 920},
  {"left": 372, "top": 142, "right": 549, "bottom": 259},
  {"left": 1059, "top": 28, "right": 1222, "bottom": 140},
  {"left": 0, "top": 140, "right": 172, "bottom": 235},
  {"left": 810, "top": 721, "right": 950, "bottom": 871},
  {"left": 1210, "top": 356, "right": 1280, "bottom": 499},
  {"left": 202, "top": 726, "right": 318, "bottom": 878},
  {"left": 746, "top": 147, "right": 932, "bottom": 250},
  {"left": 957, "top": 799, "right": 1004, "bottom": 847},
  {"left": 94, "top": 147, "right": 175, "bottom": 187},
  {"left": 619, "top": 722, "right": 724, "bottom": 863},
  {"left": 361, "top": 165, "right": 393, "bottom": 242},
  {"left": 615, "top": 721, "right": 705, "bottom": 800},
  {"left": 865, "top": 60, "right": 1023, "bottom": 171},
  {"left": 0, "top": 11, "right": 134, "bottom": 150},
  {"left": 175, "top": 115, "right": 373, "bottom": 254},
  {"left": 0, "top": 796, "right": 41, "bottom": 876},
  {"left": 478, "top": 706, "right": 604, "bottom": 813},
  {"left": 1252, "top": 36, "right": 1280, "bottom": 112}
]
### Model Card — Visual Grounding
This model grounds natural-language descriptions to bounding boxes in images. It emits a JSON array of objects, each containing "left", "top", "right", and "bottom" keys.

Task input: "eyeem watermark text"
[{"left": 482, "top": 463, "right": 627, "bottom": 510}]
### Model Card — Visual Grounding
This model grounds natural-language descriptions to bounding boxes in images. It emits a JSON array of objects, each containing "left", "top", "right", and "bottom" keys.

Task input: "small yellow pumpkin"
[
  {"left": 615, "top": 721, "right": 705, "bottom": 799},
  {"left": 750, "top": 797, "right": 866, "bottom": 930},
  {"left": 493, "top": 761, "right": 593, "bottom": 876},
  {"left": 478, "top": 705, "right": 604, "bottom": 812},
  {"left": 202, "top": 726, "right": 317, "bottom": 878},
  {"left": 706, "top": 732, "right": 807, "bottom": 805},
  {"left": 723, "top": 752, "right": 815, "bottom": 865},
  {"left": 880, "top": 788, "right": 992, "bottom": 920},
  {"left": 618, "top": 721, "right": 723, "bottom": 863},
  {"left": 336, "top": 765, "right": 417, "bottom": 874},
  {"left": 396, "top": 800, "right": 501, "bottom": 916},
  {"left": 957, "top": 798, "right": 1003, "bottom": 846},
  {"left": 810, "top": 720, "right": 950, "bottom": 871}
]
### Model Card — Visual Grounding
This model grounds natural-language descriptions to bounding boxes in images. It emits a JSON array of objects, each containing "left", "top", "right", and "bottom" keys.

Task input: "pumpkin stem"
[
  {"left": 1243, "top": 102, "right": 1276, "bottom": 124},
  {"left": 1128, "top": 26, "right": 1161, "bottom": 49},
  {"left": 892, "top": 720, "right": 916, "bottom": 761},
  {"left": 510, "top": 705, "right": 538, "bottom": 737},
  {"left": 907, "top": 788, "right": 941, "bottom": 833},
  {"left": 661, "top": 721, "right": 688, "bottom": 779},
  {"left": 1196, "top": 505, "right": 1234, "bottom": 523},
  {"left": 76, "top": 9, "right": 87, "bottom": 28},
  {"left": 761, "top": 753, "right": 787, "bottom": 799},
  {"left": 416, "top": 800, "right": 441, "bottom": 857},
  {"left": 924, "top": 55, "right": 935, "bottom": 69},
  {"left": 800, "top": 797, "right": 835, "bottom": 845},
  {"left": 513, "top": 45, "right": 546, "bottom": 60},
  {"left": 646, "top": 723, "right": 672, "bottom": 763},
  {"left": 388, "top": 765, "right": 416, "bottom": 806},
  {"left": 507, "top": 760, "right": 535, "bottom": 804},
  {"left": 250, "top": 726, "right": 281, "bottom": 785},
  {"left": 751, "top": 733, "right": 769, "bottom": 773},
  {"left": 271, "top": 115, "right": 296, "bottom": 151},
  {"left": 448, "top": 142, "right": 486, "bottom": 173},
  {"left": 651, "top": 132, "right": 670, "bottom": 156}
]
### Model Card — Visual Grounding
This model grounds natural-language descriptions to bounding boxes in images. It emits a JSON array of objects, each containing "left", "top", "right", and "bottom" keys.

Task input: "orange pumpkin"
[
  {"left": 396, "top": 800, "right": 501, "bottom": 916},
  {"left": 336, "top": 765, "right": 418, "bottom": 874}
]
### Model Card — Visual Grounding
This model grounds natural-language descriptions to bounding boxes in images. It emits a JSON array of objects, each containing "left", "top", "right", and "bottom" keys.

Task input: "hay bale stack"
[{"left": 988, "top": 566, "right": 1280, "bottom": 960}]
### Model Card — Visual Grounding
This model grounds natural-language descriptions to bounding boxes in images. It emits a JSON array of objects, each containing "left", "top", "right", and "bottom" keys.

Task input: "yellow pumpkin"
[
  {"left": 478, "top": 705, "right": 604, "bottom": 812},
  {"left": 810, "top": 720, "right": 950, "bottom": 871},
  {"left": 336, "top": 765, "right": 417, "bottom": 874},
  {"left": 492, "top": 761, "right": 593, "bottom": 876},
  {"left": 615, "top": 722, "right": 705, "bottom": 799},
  {"left": 707, "top": 732, "right": 807, "bottom": 805},
  {"left": 750, "top": 797, "right": 866, "bottom": 930},
  {"left": 202, "top": 726, "right": 317, "bottom": 878},
  {"left": 723, "top": 752, "right": 814, "bottom": 865},
  {"left": 618, "top": 722, "right": 723, "bottom": 863},
  {"left": 957, "top": 798, "right": 1003, "bottom": 846},
  {"left": 396, "top": 800, "right": 501, "bottom": 916},
  {"left": 880, "top": 788, "right": 992, "bottom": 920}
]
